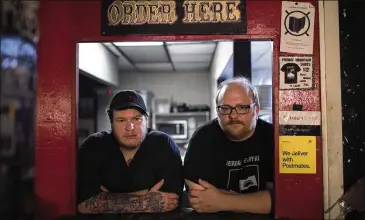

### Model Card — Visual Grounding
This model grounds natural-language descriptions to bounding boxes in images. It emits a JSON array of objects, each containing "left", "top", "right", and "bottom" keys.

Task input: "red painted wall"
[{"left": 36, "top": 1, "right": 322, "bottom": 219}]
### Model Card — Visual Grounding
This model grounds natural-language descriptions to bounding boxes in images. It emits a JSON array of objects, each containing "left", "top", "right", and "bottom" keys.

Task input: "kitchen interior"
[{"left": 77, "top": 40, "right": 273, "bottom": 161}]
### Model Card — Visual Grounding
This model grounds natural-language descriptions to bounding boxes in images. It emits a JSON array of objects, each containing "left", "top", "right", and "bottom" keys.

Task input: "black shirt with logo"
[
  {"left": 183, "top": 118, "right": 274, "bottom": 194},
  {"left": 281, "top": 63, "right": 301, "bottom": 84},
  {"left": 77, "top": 129, "right": 183, "bottom": 204}
]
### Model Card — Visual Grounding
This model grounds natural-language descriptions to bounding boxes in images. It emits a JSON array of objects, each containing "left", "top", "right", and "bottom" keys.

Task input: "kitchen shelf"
[{"left": 154, "top": 112, "right": 209, "bottom": 117}]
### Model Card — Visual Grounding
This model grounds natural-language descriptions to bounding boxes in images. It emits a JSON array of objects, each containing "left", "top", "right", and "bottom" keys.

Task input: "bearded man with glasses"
[
  {"left": 77, "top": 90, "right": 183, "bottom": 214},
  {"left": 184, "top": 77, "right": 274, "bottom": 215}
]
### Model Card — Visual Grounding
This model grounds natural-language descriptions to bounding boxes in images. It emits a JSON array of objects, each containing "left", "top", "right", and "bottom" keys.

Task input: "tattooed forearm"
[
  {"left": 83, "top": 192, "right": 144, "bottom": 213},
  {"left": 144, "top": 192, "right": 164, "bottom": 212},
  {"left": 80, "top": 192, "right": 165, "bottom": 214}
]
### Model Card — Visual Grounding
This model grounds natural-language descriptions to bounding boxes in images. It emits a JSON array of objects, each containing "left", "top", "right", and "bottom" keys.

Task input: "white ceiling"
[{"left": 103, "top": 41, "right": 218, "bottom": 73}]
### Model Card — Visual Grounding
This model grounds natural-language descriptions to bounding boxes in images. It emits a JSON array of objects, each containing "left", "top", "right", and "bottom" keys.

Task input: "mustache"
[{"left": 227, "top": 119, "right": 244, "bottom": 125}]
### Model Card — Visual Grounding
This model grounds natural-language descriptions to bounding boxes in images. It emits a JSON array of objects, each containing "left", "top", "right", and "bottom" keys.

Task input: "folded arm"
[
  {"left": 185, "top": 179, "right": 205, "bottom": 191},
  {"left": 79, "top": 179, "right": 178, "bottom": 214},
  {"left": 220, "top": 182, "right": 273, "bottom": 214},
  {"left": 78, "top": 191, "right": 163, "bottom": 214},
  {"left": 188, "top": 180, "right": 273, "bottom": 214},
  {"left": 220, "top": 189, "right": 272, "bottom": 214}
]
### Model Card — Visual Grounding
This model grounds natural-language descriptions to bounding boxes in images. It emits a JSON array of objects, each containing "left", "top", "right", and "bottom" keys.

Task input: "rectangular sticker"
[
  {"left": 279, "top": 111, "right": 321, "bottom": 125},
  {"left": 280, "top": 1, "right": 315, "bottom": 54},
  {"left": 279, "top": 136, "right": 316, "bottom": 174},
  {"left": 279, "top": 125, "right": 321, "bottom": 136},
  {"left": 279, "top": 55, "right": 314, "bottom": 90}
]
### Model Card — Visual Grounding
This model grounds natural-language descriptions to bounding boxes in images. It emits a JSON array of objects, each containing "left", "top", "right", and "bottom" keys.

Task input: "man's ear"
[
  {"left": 144, "top": 115, "right": 149, "bottom": 127},
  {"left": 255, "top": 104, "right": 260, "bottom": 118}
]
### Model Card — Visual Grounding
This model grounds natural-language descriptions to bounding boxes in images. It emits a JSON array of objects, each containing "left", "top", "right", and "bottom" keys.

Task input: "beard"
[
  {"left": 119, "top": 135, "right": 145, "bottom": 150},
  {"left": 220, "top": 118, "right": 255, "bottom": 141},
  {"left": 113, "top": 129, "right": 147, "bottom": 151},
  {"left": 120, "top": 139, "right": 142, "bottom": 150}
]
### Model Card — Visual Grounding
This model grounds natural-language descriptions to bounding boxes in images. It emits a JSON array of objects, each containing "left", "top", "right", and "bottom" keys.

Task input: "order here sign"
[{"left": 101, "top": 0, "right": 247, "bottom": 35}]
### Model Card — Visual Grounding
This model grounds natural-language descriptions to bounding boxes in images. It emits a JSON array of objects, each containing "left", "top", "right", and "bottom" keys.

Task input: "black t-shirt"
[
  {"left": 281, "top": 63, "right": 301, "bottom": 84},
  {"left": 77, "top": 129, "right": 183, "bottom": 204},
  {"left": 183, "top": 118, "right": 274, "bottom": 194}
]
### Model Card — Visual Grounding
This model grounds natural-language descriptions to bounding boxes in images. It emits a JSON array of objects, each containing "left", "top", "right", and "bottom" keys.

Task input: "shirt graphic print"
[{"left": 225, "top": 156, "right": 260, "bottom": 193}]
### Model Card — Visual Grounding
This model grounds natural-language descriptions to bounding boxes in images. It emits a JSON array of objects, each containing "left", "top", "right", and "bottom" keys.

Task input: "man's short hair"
[{"left": 215, "top": 76, "right": 260, "bottom": 106}]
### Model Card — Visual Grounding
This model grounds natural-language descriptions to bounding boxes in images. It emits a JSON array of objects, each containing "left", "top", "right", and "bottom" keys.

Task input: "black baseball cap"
[{"left": 108, "top": 90, "right": 148, "bottom": 115}]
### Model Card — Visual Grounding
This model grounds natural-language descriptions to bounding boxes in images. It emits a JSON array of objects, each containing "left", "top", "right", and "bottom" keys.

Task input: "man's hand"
[
  {"left": 130, "top": 189, "right": 149, "bottom": 196},
  {"left": 188, "top": 179, "right": 226, "bottom": 213},
  {"left": 185, "top": 179, "right": 237, "bottom": 195},
  {"left": 219, "top": 189, "right": 239, "bottom": 195},
  {"left": 185, "top": 179, "right": 205, "bottom": 190},
  {"left": 143, "top": 179, "right": 179, "bottom": 213}
]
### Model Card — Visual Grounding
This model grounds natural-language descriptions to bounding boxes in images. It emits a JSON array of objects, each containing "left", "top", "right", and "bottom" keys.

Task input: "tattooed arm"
[
  {"left": 78, "top": 192, "right": 162, "bottom": 213},
  {"left": 78, "top": 179, "right": 179, "bottom": 214}
]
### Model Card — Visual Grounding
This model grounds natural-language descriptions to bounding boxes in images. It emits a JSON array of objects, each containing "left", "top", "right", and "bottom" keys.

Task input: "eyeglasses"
[{"left": 216, "top": 103, "right": 256, "bottom": 115}]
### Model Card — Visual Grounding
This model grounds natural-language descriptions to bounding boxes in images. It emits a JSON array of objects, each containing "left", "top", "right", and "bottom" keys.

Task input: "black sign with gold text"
[{"left": 101, "top": 0, "right": 246, "bottom": 35}]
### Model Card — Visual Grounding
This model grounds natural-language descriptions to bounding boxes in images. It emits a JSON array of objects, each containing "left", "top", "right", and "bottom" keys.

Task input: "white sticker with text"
[
  {"left": 279, "top": 55, "right": 314, "bottom": 90},
  {"left": 280, "top": 1, "right": 315, "bottom": 54},
  {"left": 279, "top": 111, "right": 321, "bottom": 125}
]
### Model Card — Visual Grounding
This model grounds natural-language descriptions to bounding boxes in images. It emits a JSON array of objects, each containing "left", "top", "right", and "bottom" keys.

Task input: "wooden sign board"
[{"left": 101, "top": 0, "right": 247, "bottom": 35}]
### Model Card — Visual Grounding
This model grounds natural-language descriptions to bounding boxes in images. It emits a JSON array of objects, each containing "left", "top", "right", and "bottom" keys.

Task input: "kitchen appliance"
[{"left": 155, "top": 120, "right": 188, "bottom": 140}]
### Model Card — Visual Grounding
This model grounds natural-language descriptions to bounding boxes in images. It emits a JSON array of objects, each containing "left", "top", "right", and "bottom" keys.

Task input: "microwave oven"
[{"left": 155, "top": 120, "right": 188, "bottom": 140}]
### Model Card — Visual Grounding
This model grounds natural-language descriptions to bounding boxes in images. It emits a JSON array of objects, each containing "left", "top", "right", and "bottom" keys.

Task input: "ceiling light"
[{"left": 113, "top": 41, "right": 163, "bottom": 46}]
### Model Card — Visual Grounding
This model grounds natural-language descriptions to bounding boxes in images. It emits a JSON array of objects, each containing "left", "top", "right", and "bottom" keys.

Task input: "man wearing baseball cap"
[{"left": 77, "top": 90, "right": 183, "bottom": 214}]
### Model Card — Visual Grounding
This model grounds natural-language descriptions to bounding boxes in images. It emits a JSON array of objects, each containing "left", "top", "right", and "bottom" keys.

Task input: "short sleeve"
[
  {"left": 295, "top": 64, "right": 301, "bottom": 72},
  {"left": 280, "top": 63, "right": 288, "bottom": 72},
  {"left": 77, "top": 136, "right": 103, "bottom": 204},
  {"left": 183, "top": 129, "right": 217, "bottom": 188}
]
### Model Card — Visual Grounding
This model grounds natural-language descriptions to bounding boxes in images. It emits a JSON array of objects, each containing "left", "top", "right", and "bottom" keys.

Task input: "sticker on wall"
[
  {"left": 280, "top": 125, "right": 321, "bottom": 136},
  {"left": 279, "top": 110, "right": 321, "bottom": 136},
  {"left": 279, "top": 110, "right": 320, "bottom": 125},
  {"left": 279, "top": 136, "right": 316, "bottom": 174},
  {"left": 279, "top": 55, "right": 314, "bottom": 90},
  {"left": 280, "top": 1, "right": 315, "bottom": 54}
]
